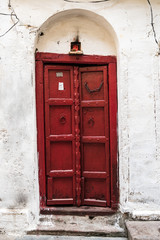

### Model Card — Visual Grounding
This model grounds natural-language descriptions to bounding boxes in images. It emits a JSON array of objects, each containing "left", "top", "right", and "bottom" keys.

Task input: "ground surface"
[
  {"left": 16, "top": 236, "right": 127, "bottom": 240},
  {"left": 126, "top": 221, "right": 160, "bottom": 240}
]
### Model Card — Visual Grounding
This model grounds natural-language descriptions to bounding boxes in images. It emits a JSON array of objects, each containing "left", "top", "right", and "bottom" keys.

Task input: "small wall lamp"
[{"left": 69, "top": 37, "right": 83, "bottom": 55}]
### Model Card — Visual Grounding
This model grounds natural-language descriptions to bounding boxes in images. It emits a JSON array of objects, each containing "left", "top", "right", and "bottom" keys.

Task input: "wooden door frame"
[{"left": 36, "top": 52, "right": 118, "bottom": 213}]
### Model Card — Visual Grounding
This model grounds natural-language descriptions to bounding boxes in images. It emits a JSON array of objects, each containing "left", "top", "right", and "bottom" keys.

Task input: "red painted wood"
[
  {"left": 83, "top": 199, "right": 106, "bottom": 207},
  {"left": 49, "top": 170, "right": 74, "bottom": 177},
  {"left": 82, "top": 136, "right": 108, "bottom": 143},
  {"left": 36, "top": 53, "right": 118, "bottom": 212},
  {"left": 47, "top": 199, "right": 74, "bottom": 205},
  {"left": 74, "top": 66, "right": 81, "bottom": 207},
  {"left": 79, "top": 66, "right": 109, "bottom": 207},
  {"left": 82, "top": 171, "right": 107, "bottom": 178},
  {"left": 40, "top": 206, "right": 116, "bottom": 216},
  {"left": 47, "top": 177, "right": 53, "bottom": 200},
  {"left": 103, "top": 65, "right": 111, "bottom": 207},
  {"left": 81, "top": 100, "right": 105, "bottom": 107},
  {"left": 36, "top": 60, "right": 46, "bottom": 208},
  {"left": 47, "top": 99, "right": 73, "bottom": 105},
  {"left": 47, "top": 135, "right": 73, "bottom": 141},
  {"left": 44, "top": 65, "right": 75, "bottom": 205},
  {"left": 36, "top": 52, "right": 116, "bottom": 64},
  {"left": 108, "top": 62, "right": 118, "bottom": 210}
]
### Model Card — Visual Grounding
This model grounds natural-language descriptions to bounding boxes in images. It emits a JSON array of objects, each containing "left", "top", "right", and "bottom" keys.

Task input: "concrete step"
[
  {"left": 126, "top": 221, "right": 160, "bottom": 240},
  {"left": 28, "top": 214, "right": 126, "bottom": 238},
  {"left": 16, "top": 236, "right": 128, "bottom": 240}
]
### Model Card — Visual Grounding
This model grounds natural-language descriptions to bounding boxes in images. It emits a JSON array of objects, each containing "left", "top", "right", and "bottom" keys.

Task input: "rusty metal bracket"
[{"left": 85, "top": 81, "right": 103, "bottom": 93}]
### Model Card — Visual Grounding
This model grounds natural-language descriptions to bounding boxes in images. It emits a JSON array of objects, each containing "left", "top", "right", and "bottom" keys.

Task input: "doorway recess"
[{"left": 36, "top": 53, "right": 118, "bottom": 214}]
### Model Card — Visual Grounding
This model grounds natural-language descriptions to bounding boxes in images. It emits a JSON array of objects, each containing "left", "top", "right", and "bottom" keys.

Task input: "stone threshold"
[
  {"left": 16, "top": 236, "right": 128, "bottom": 240},
  {"left": 27, "top": 230, "right": 126, "bottom": 238},
  {"left": 40, "top": 206, "right": 116, "bottom": 216},
  {"left": 27, "top": 214, "right": 126, "bottom": 238}
]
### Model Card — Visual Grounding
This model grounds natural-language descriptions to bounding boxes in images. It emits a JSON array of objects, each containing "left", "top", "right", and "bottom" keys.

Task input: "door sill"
[{"left": 40, "top": 206, "right": 116, "bottom": 216}]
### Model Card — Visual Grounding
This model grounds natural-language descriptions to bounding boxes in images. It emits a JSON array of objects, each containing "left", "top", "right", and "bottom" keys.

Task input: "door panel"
[
  {"left": 47, "top": 177, "right": 73, "bottom": 205},
  {"left": 49, "top": 106, "right": 72, "bottom": 135},
  {"left": 82, "top": 107, "right": 105, "bottom": 136},
  {"left": 81, "top": 70, "right": 104, "bottom": 100},
  {"left": 80, "top": 66, "right": 110, "bottom": 207},
  {"left": 50, "top": 142, "right": 73, "bottom": 170},
  {"left": 48, "top": 68, "right": 71, "bottom": 98},
  {"left": 52, "top": 177, "right": 73, "bottom": 198},
  {"left": 84, "top": 178, "right": 106, "bottom": 200},
  {"left": 45, "top": 65, "right": 75, "bottom": 205},
  {"left": 44, "top": 65, "right": 110, "bottom": 207},
  {"left": 83, "top": 143, "right": 106, "bottom": 171}
]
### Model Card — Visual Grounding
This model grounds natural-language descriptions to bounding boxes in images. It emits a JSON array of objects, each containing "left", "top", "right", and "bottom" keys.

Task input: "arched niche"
[
  {"left": 35, "top": 9, "right": 119, "bottom": 211},
  {"left": 35, "top": 9, "right": 117, "bottom": 56}
]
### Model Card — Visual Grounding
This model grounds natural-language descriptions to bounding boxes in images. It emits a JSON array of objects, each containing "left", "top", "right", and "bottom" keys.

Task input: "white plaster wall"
[{"left": 1, "top": 0, "right": 160, "bottom": 236}]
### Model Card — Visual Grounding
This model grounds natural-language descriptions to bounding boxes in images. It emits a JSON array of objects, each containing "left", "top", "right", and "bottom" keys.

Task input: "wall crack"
[
  {"left": 147, "top": 0, "right": 160, "bottom": 55},
  {"left": 0, "top": 1, "right": 19, "bottom": 38}
]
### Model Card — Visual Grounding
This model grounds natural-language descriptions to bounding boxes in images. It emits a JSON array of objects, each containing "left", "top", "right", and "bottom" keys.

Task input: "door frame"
[{"left": 35, "top": 52, "right": 118, "bottom": 212}]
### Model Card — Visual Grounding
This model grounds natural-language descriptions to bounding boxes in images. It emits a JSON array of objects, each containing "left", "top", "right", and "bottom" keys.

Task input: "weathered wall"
[
  {"left": 1, "top": 0, "right": 160, "bottom": 236},
  {"left": 36, "top": 10, "right": 116, "bottom": 55}
]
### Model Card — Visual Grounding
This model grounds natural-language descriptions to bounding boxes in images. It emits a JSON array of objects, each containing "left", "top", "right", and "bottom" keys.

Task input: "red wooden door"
[
  {"left": 80, "top": 66, "right": 110, "bottom": 207},
  {"left": 44, "top": 65, "right": 110, "bottom": 207}
]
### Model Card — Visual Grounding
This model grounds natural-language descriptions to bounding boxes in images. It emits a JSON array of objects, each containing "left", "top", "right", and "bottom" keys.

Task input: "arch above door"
[{"left": 35, "top": 9, "right": 117, "bottom": 56}]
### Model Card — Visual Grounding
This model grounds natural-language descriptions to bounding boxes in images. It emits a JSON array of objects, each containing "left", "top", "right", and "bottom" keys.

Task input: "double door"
[{"left": 44, "top": 65, "right": 110, "bottom": 207}]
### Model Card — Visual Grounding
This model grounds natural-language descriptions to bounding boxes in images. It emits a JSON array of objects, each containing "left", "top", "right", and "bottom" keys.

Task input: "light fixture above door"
[{"left": 69, "top": 36, "right": 83, "bottom": 55}]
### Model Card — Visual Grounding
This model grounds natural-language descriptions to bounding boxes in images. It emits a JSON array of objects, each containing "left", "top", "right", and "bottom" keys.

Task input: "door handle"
[
  {"left": 84, "top": 81, "right": 103, "bottom": 93},
  {"left": 59, "top": 116, "right": 66, "bottom": 124},
  {"left": 88, "top": 117, "right": 94, "bottom": 126}
]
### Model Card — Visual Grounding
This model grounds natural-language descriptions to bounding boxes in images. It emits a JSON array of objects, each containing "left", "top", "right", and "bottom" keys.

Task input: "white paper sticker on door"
[
  {"left": 58, "top": 82, "right": 64, "bottom": 91},
  {"left": 56, "top": 72, "right": 63, "bottom": 77}
]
